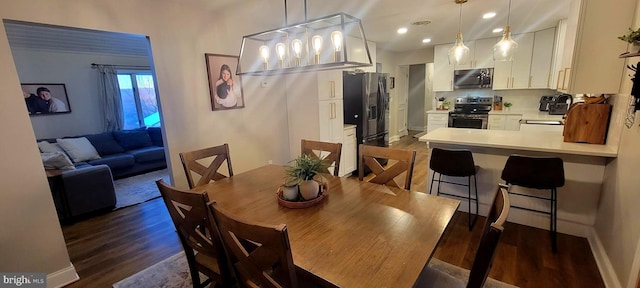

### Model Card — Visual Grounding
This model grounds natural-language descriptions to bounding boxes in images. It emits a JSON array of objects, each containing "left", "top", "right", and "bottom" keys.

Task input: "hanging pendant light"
[
  {"left": 448, "top": 0, "right": 470, "bottom": 66},
  {"left": 494, "top": 0, "right": 518, "bottom": 61}
]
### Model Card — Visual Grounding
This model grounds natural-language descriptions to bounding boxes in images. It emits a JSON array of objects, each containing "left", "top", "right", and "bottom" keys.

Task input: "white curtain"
[{"left": 96, "top": 65, "right": 123, "bottom": 131}]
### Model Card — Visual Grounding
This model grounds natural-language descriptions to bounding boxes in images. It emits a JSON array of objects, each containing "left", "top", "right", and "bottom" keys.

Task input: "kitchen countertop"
[
  {"left": 344, "top": 124, "right": 356, "bottom": 130},
  {"left": 418, "top": 128, "right": 617, "bottom": 158},
  {"left": 489, "top": 109, "right": 565, "bottom": 121},
  {"left": 426, "top": 109, "right": 451, "bottom": 114}
]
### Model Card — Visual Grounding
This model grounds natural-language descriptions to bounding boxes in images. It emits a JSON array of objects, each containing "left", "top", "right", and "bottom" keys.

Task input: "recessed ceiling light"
[
  {"left": 422, "top": 38, "right": 432, "bottom": 43},
  {"left": 397, "top": 27, "right": 408, "bottom": 34},
  {"left": 492, "top": 28, "right": 504, "bottom": 33},
  {"left": 483, "top": 12, "right": 496, "bottom": 19}
]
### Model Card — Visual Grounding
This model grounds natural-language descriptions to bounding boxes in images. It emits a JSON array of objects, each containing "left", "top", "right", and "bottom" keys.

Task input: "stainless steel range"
[{"left": 448, "top": 96, "right": 493, "bottom": 129}]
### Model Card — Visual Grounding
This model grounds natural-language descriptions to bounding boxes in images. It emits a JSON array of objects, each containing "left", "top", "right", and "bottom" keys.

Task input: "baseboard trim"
[
  {"left": 47, "top": 263, "right": 79, "bottom": 288},
  {"left": 389, "top": 135, "right": 400, "bottom": 143},
  {"left": 588, "top": 229, "right": 622, "bottom": 288}
]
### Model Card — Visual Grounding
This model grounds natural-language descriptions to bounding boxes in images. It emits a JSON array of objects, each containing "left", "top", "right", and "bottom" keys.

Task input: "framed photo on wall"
[
  {"left": 205, "top": 53, "right": 245, "bottom": 111},
  {"left": 21, "top": 83, "right": 71, "bottom": 115}
]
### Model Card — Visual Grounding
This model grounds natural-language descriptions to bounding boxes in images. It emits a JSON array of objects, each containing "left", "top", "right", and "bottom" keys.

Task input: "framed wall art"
[
  {"left": 21, "top": 83, "right": 71, "bottom": 115},
  {"left": 205, "top": 53, "right": 245, "bottom": 111}
]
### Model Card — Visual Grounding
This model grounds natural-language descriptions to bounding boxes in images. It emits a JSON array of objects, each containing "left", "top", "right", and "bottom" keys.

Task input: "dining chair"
[
  {"left": 416, "top": 183, "right": 511, "bottom": 288},
  {"left": 429, "top": 147, "right": 480, "bottom": 230},
  {"left": 180, "top": 143, "right": 233, "bottom": 189},
  {"left": 209, "top": 201, "right": 339, "bottom": 288},
  {"left": 358, "top": 144, "right": 417, "bottom": 190},
  {"left": 156, "top": 180, "right": 233, "bottom": 288},
  {"left": 301, "top": 139, "right": 342, "bottom": 176}
]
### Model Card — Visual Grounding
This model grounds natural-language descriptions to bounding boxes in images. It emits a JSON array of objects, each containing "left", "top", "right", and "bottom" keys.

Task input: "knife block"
[{"left": 563, "top": 103, "right": 612, "bottom": 144}]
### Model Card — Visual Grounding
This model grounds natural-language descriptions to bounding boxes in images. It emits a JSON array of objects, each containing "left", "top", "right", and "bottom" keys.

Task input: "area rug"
[
  {"left": 113, "top": 252, "right": 517, "bottom": 288},
  {"left": 113, "top": 168, "right": 169, "bottom": 209},
  {"left": 112, "top": 251, "right": 208, "bottom": 288},
  {"left": 427, "top": 258, "right": 519, "bottom": 288}
]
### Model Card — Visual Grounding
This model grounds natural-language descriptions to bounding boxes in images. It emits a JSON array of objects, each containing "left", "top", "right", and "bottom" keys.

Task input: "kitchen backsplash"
[{"left": 435, "top": 89, "right": 557, "bottom": 111}]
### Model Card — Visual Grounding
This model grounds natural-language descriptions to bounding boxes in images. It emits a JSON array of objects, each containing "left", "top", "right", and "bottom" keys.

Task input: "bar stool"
[
  {"left": 501, "top": 154, "right": 564, "bottom": 252},
  {"left": 429, "top": 148, "right": 479, "bottom": 230}
]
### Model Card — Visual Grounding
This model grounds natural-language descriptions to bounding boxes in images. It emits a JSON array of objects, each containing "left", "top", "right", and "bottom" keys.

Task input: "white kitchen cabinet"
[
  {"left": 317, "top": 71, "right": 342, "bottom": 101},
  {"left": 319, "top": 100, "right": 344, "bottom": 144},
  {"left": 433, "top": 44, "right": 454, "bottom": 91},
  {"left": 488, "top": 114, "right": 522, "bottom": 130},
  {"left": 529, "top": 28, "right": 556, "bottom": 89},
  {"left": 492, "top": 33, "right": 534, "bottom": 90},
  {"left": 554, "top": 0, "right": 634, "bottom": 94},
  {"left": 339, "top": 126, "right": 356, "bottom": 177},
  {"left": 505, "top": 115, "right": 522, "bottom": 131},
  {"left": 454, "top": 38, "right": 498, "bottom": 70},
  {"left": 427, "top": 111, "right": 449, "bottom": 133}
]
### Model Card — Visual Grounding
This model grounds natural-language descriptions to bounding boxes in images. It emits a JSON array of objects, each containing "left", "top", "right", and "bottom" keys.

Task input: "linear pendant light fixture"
[
  {"left": 493, "top": 0, "right": 518, "bottom": 61},
  {"left": 236, "top": 0, "right": 372, "bottom": 76},
  {"left": 448, "top": 0, "right": 470, "bottom": 66}
]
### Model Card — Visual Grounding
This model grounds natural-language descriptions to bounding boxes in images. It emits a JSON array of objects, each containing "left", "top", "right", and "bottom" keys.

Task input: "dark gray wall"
[{"left": 408, "top": 64, "right": 425, "bottom": 131}]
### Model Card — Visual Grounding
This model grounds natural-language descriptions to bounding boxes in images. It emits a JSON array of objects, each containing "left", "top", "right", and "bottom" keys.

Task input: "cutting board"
[{"left": 563, "top": 103, "right": 612, "bottom": 144}]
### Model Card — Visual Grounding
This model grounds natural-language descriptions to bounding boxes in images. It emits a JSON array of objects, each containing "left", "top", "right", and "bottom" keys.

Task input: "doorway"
[{"left": 406, "top": 63, "right": 434, "bottom": 133}]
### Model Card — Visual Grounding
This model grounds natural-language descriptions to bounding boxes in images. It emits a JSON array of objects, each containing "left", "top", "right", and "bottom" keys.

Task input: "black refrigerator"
[{"left": 343, "top": 71, "right": 390, "bottom": 171}]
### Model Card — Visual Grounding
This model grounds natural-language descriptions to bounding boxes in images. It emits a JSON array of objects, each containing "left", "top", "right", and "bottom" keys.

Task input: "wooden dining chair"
[
  {"left": 358, "top": 144, "right": 417, "bottom": 190},
  {"left": 209, "top": 201, "right": 338, "bottom": 288},
  {"left": 156, "top": 180, "right": 233, "bottom": 288},
  {"left": 301, "top": 139, "right": 342, "bottom": 176},
  {"left": 416, "top": 184, "right": 511, "bottom": 288},
  {"left": 180, "top": 143, "right": 233, "bottom": 189}
]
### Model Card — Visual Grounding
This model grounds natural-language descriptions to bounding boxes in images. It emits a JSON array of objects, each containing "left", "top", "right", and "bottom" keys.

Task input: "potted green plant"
[
  {"left": 503, "top": 102, "right": 513, "bottom": 111},
  {"left": 618, "top": 27, "right": 640, "bottom": 45},
  {"left": 285, "top": 154, "right": 329, "bottom": 200}
]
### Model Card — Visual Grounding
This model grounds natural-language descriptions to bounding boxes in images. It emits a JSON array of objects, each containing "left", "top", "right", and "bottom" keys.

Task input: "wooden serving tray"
[{"left": 276, "top": 184, "right": 327, "bottom": 209}]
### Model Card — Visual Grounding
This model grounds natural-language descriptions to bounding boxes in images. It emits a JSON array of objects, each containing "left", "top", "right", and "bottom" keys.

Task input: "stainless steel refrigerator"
[{"left": 343, "top": 71, "right": 390, "bottom": 171}]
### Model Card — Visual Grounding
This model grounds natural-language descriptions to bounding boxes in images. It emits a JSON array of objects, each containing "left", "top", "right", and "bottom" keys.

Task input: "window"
[{"left": 116, "top": 72, "right": 160, "bottom": 129}]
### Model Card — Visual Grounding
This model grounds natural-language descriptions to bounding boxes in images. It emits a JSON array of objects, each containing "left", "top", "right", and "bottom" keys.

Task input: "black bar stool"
[
  {"left": 501, "top": 154, "right": 564, "bottom": 252},
  {"left": 429, "top": 148, "right": 479, "bottom": 230}
]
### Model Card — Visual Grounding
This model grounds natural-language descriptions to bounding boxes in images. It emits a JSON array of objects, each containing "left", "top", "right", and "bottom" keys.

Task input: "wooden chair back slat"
[
  {"left": 301, "top": 139, "right": 342, "bottom": 176},
  {"left": 155, "top": 180, "right": 231, "bottom": 287},
  {"left": 180, "top": 143, "right": 234, "bottom": 189},
  {"left": 210, "top": 202, "right": 297, "bottom": 288},
  {"left": 358, "top": 144, "right": 417, "bottom": 190}
]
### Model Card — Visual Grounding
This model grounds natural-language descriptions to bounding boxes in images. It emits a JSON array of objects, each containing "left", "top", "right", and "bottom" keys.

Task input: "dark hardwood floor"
[{"left": 61, "top": 131, "right": 604, "bottom": 287}]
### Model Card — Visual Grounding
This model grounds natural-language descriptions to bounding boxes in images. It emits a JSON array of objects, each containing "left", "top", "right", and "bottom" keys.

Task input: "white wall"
[
  {"left": 0, "top": 0, "right": 292, "bottom": 279},
  {"left": 12, "top": 49, "right": 150, "bottom": 139},
  {"left": 593, "top": 2, "right": 640, "bottom": 285}
]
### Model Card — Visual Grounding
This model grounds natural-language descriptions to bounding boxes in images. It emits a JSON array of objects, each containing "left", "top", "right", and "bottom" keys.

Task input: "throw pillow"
[
  {"left": 41, "top": 152, "right": 75, "bottom": 170},
  {"left": 84, "top": 132, "right": 125, "bottom": 156},
  {"left": 38, "top": 141, "right": 66, "bottom": 154},
  {"left": 146, "top": 127, "right": 164, "bottom": 147},
  {"left": 113, "top": 128, "right": 153, "bottom": 150},
  {"left": 56, "top": 137, "right": 101, "bottom": 162}
]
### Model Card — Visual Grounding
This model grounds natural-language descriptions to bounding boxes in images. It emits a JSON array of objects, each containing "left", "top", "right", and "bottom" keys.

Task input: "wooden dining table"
[{"left": 192, "top": 164, "right": 460, "bottom": 287}]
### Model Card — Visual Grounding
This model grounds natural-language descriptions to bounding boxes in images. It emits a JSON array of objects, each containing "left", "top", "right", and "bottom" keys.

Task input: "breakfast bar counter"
[{"left": 419, "top": 128, "right": 617, "bottom": 237}]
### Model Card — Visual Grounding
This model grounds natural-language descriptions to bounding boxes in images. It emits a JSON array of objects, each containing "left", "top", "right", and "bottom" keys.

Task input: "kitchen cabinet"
[
  {"left": 319, "top": 100, "right": 344, "bottom": 145},
  {"left": 529, "top": 28, "right": 556, "bottom": 89},
  {"left": 317, "top": 71, "right": 342, "bottom": 101},
  {"left": 454, "top": 38, "right": 498, "bottom": 70},
  {"left": 554, "top": 0, "right": 634, "bottom": 94},
  {"left": 488, "top": 114, "right": 521, "bottom": 131},
  {"left": 427, "top": 111, "right": 449, "bottom": 133},
  {"left": 493, "top": 33, "right": 534, "bottom": 90},
  {"left": 339, "top": 126, "right": 356, "bottom": 177},
  {"left": 433, "top": 44, "right": 454, "bottom": 91}
]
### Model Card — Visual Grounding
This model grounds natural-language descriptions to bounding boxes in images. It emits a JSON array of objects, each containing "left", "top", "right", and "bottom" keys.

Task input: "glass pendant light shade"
[
  {"left": 494, "top": 26, "right": 518, "bottom": 61},
  {"left": 448, "top": 32, "right": 470, "bottom": 65}
]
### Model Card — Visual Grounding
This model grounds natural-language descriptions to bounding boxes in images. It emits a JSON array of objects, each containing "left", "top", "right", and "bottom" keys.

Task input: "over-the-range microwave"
[{"left": 454, "top": 68, "right": 493, "bottom": 89}]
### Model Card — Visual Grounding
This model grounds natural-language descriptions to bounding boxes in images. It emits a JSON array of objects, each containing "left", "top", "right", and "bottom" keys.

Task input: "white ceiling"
[{"left": 3, "top": 0, "right": 572, "bottom": 55}]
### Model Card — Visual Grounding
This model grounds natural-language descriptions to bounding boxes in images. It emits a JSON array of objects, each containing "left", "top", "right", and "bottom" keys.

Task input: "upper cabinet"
[
  {"left": 455, "top": 38, "right": 498, "bottom": 70},
  {"left": 433, "top": 44, "right": 454, "bottom": 91},
  {"left": 317, "top": 71, "right": 343, "bottom": 101},
  {"left": 493, "top": 33, "right": 535, "bottom": 90},
  {"left": 530, "top": 28, "right": 556, "bottom": 89},
  {"left": 554, "top": 0, "right": 635, "bottom": 94}
]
